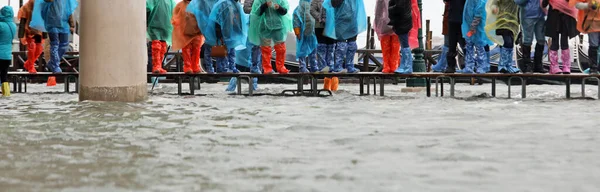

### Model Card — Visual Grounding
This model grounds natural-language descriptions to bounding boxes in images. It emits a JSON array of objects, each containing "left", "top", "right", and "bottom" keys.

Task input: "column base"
[{"left": 79, "top": 83, "right": 147, "bottom": 102}]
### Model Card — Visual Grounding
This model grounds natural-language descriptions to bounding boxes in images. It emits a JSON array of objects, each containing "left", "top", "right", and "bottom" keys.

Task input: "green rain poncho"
[
  {"left": 147, "top": 0, "right": 175, "bottom": 45},
  {"left": 484, "top": 0, "right": 520, "bottom": 45},
  {"left": 248, "top": 0, "right": 293, "bottom": 46}
]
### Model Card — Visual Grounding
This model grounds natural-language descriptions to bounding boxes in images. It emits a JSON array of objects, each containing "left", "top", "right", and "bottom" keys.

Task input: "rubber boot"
[
  {"left": 225, "top": 77, "right": 237, "bottom": 92},
  {"left": 261, "top": 46, "right": 274, "bottom": 74},
  {"left": 381, "top": 36, "right": 392, "bottom": 73},
  {"left": 48, "top": 34, "right": 62, "bottom": 73},
  {"left": 25, "top": 38, "right": 38, "bottom": 74},
  {"left": 299, "top": 58, "right": 309, "bottom": 73},
  {"left": 227, "top": 49, "right": 240, "bottom": 73},
  {"left": 458, "top": 43, "right": 475, "bottom": 74},
  {"left": 331, "top": 77, "right": 339, "bottom": 91},
  {"left": 321, "top": 44, "right": 336, "bottom": 73},
  {"left": 476, "top": 45, "right": 489, "bottom": 74},
  {"left": 548, "top": 50, "right": 561, "bottom": 74},
  {"left": 333, "top": 42, "right": 347, "bottom": 73},
  {"left": 308, "top": 51, "right": 319, "bottom": 72},
  {"left": 151, "top": 40, "right": 167, "bottom": 74},
  {"left": 499, "top": 47, "right": 520, "bottom": 74},
  {"left": 323, "top": 77, "right": 331, "bottom": 90},
  {"left": 274, "top": 43, "right": 289, "bottom": 74},
  {"left": 522, "top": 45, "right": 533, "bottom": 73},
  {"left": 250, "top": 45, "right": 262, "bottom": 74},
  {"left": 432, "top": 46, "right": 449, "bottom": 72},
  {"left": 391, "top": 35, "right": 401, "bottom": 72},
  {"left": 445, "top": 51, "right": 457, "bottom": 73},
  {"left": 589, "top": 46, "right": 599, "bottom": 74},
  {"left": 345, "top": 41, "right": 360, "bottom": 73},
  {"left": 191, "top": 42, "right": 202, "bottom": 73},
  {"left": 1, "top": 82, "right": 9, "bottom": 97},
  {"left": 561, "top": 49, "right": 571, "bottom": 74},
  {"left": 202, "top": 45, "right": 215, "bottom": 74},
  {"left": 533, "top": 43, "right": 547, "bottom": 73},
  {"left": 395, "top": 47, "right": 413, "bottom": 74},
  {"left": 317, "top": 44, "right": 328, "bottom": 73},
  {"left": 215, "top": 57, "right": 227, "bottom": 73},
  {"left": 182, "top": 44, "right": 193, "bottom": 74}
]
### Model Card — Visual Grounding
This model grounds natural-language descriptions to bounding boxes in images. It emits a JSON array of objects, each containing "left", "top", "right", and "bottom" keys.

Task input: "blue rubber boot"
[
  {"left": 459, "top": 43, "right": 475, "bottom": 73},
  {"left": 227, "top": 49, "right": 240, "bottom": 73},
  {"left": 225, "top": 77, "right": 237, "bottom": 92},
  {"left": 252, "top": 77, "right": 258, "bottom": 90},
  {"left": 216, "top": 57, "right": 227, "bottom": 73},
  {"left": 48, "top": 33, "right": 62, "bottom": 73},
  {"left": 395, "top": 47, "right": 413, "bottom": 74},
  {"left": 500, "top": 47, "right": 520, "bottom": 74},
  {"left": 345, "top": 41, "right": 360, "bottom": 73},
  {"left": 432, "top": 46, "right": 449, "bottom": 72},
  {"left": 475, "top": 45, "right": 489, "bottom": 74},
  {"left": 299, "top": 57, "right": 310, "bottom": 73},
  {"left": 308, "top": 50, "right": 319, "bottom": 72},
  {"left": 250, "top": 45, "right": 262, "bottom": 74},
  {"left": 202, "top": 45, "right": 215, "bottom": 74},
  {"left": 332, "top": 42, "right": 347, "bottom": 73},
  {"left": 321, "top": 44, "right": 335, "bottom": 73},
  {"left": 316, "top": 44, "right": 327, "bottom": 72}
]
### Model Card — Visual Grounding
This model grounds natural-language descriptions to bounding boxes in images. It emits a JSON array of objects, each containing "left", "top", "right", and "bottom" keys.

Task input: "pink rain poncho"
[{"left": 408, "top": 0, "right": 420, "bottom": 48}]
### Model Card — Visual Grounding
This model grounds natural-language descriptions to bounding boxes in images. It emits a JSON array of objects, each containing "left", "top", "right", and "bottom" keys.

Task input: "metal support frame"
[
  {"left": 566, "top": 77, "right": 571, "bottom": 99},
  {"left": 281, "top": 75, "right": 331, "bottom": 97},
  {"left": 63, "top": 76, "right": 78, "bottom": 93},
  {"left": 236, "top": 75, "right": 253, "bottom": 96},
  {"left": 435, "top": 76, "right": 454, "bottom": 97},
  {"left": 581, "top": 77, "right": 600, "bottom": 98},
  {"left": 507, "top": 76, "right": 526, "bottom": 99},
  {"left": 491, "top": 78, "right": 496, "bottom": 97}
]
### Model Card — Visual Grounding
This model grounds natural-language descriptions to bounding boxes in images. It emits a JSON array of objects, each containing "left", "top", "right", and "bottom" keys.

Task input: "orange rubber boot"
[
  {"left": 323, "top": 77, "right": 331, "bottom": 91},
  {"left": 380, "top": 35, "right": 392, "bottom": 73},
  {"left": 391, "top": 35, "right": 401, "bottom": 71},
  {"left": 25, "top": 37, "right": 38, "bottom": 74},
  {"left": 261, "top": 46, "right": 274, "bottom": 74},
  {"left": 47, "top": 76, "right": 56, "bottom": 87},
  {"left": 182, "top": 43, "right": 193, "bottom": 74},
  {"left": 331, "top": 77, "right": 339, "bottom": 91},
  {"left": 151, "top": 40, "right": 167, "bottom": 74},
  {"left": 274, "top": 43, "right": 289, "bottom": 74},
  {"left": 191, "top": 38, "right": 203, "bottom": 73}
]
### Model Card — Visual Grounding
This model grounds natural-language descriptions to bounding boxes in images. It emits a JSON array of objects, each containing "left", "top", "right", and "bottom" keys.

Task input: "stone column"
[{"left": 79, "top": 0, "right": 147, "bottom": 102}]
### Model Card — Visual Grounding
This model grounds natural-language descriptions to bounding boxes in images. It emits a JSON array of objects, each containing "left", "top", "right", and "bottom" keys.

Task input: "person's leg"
[
  {"left": 588, "top": 33, "right": 600, "bottom": 74},
  {"left": 0, "top": 60, "right": 9, "bottom": 96},
  {"left": 445, "top": 22, "right": 461, "bottom": 73},
  {"left": 315, "top": 28, "right": 329, "bottom": 72},
  {"left": 432, "top": 35, "right": 449, "bottom": 72},
  {"left": 182, "top": 43, "right": 193, "bottom": 73},
  {"left": 345, "top": 36, "right": 360, "bottom": 73},
  {"left": 459, "top": 40, "right": 475, "bottom": 73},
  {"left": 324, "top": 37, "right": 336, "bottom": 72},
  {"left": 190, "top": 38, "right": 202, "bottom": 73},
  {"left": 333, "top": 40, "right": 347, "bottom": 73},
  {"left": 260, "top": 38, "right": 275, "bottom": 74},
  {"left": 58, "top": 33, "right": 69, "bottom": 59},
  {"left": 47, "top": 32, "right": 61, "bottom": 73},
  {"left": 308, "top": 50, "right": 318, "bottom": 72},
  {"left": 202, "top": 45, "right": 215, "bottom": 73},
  {"left": 227, "top": 48, "right": 239, "bottom": 73},
  {"left": 380, "top": 35, "right": 392, "bottom": 73},
  {"left": 33, "top": 35, "right": 44, "bottom": 72},
  {"left": 521, "top": 18, "right": 535, "bottom": 73},
  {"left": 250, "top": 44, "right": 262, "bottom": 74},
  {"left": 560, "top": 34, "right": 571, "bottom": 74},
  {"left": 500, "top": 34, "right": 519, "bottom": 73},
  {"left": 548, "top": 33, "right": 561, "bottom": 74},
  {"left": 391, "top": 34, "right": 401, "bottom": 72},
  {"left": 25, "top": 36, "right": 37, "bottom": 73},
  {"left": 533, "top": 17, "right": 547, "bottom": 73},
  {"left": 395, "top": 33, "right": 413, "bottom": 74}
]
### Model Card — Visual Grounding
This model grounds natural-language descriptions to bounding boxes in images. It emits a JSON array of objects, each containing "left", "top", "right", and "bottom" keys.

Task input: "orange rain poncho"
[
  {"left": 171, "top": 0, "right": 204, "bottom": 51},
  {"left": 570, "top": 0, "right": 600, "bottom": 33},
  {"left": 18, "top": 1, "right": 42, "bottom": 43}
]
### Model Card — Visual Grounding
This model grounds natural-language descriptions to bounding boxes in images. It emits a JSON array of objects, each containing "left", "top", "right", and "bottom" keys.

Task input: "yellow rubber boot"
[
  {"left": 2, "top": 82, "right": 10, "bottom": 97},
  {"left": 323, "top": 77, "right": 331, "bottom": 91},
  {"left": 331, "top": 77, "right": 339, "bottom": 91}
]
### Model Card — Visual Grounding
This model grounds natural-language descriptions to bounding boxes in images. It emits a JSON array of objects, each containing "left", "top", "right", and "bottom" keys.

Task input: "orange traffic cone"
[{"left": 47, "top": 76, "right": 56, "bottom": 87}]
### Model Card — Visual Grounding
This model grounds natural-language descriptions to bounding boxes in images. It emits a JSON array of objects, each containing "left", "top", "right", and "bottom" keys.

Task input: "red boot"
[
  {"left": 381, "top": 35, "right": 392, "bottom": 73},
  {"left": 261, "top": 46, "right": 274, "bottom": 74},
  {"left": 182, "top": 43, "right": 193, "bottom": 74},
  {"left": 151, "top": 40, "right": 167, "bottom": 74},
  {"left": 190, "top": 38, "right": 203, "bottom": 73},
  {"left": 24, "top": 37, "right": 38, "bottom": 74},
  {"left": 274, "top": 43, "right": 289, "bottom": 74}
]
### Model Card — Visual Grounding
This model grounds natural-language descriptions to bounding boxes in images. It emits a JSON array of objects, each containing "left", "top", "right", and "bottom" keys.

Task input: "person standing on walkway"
[
  {"left": 515, "top": 0, "right": 547, "bottom": 73},
  {"left": 445, "top": 0, "right": 467, "bottom": 73},
  {"left": 459, "top": 0, "right": 492, "bottom": 74},
  {"left": 18, "top": 0, "right": 44, "bottom": 74},
  {"left": 572, "top": 0, "right": 600, "bottom": 74},
  {"left": 374, "top": 0, "right": 400, "bottom": 73},
  {"left": 172, "top": 0, "right": 204, "bottom": 74},
  {"left": 323, "top": 0, "right": 366, "bottom": 74},
  {"left": 542, "top": 0, "right": 578, "bottom": 74},
  {"left": 0, "top": 6, "right": 16, "bottom": 97},
  {"left": 432, "top": 1, "right": 450, "bottom": 72},
  {"left": 293, "top": 0, "right": 319, "bottom": 73},
  {"left": 485, "top": 0, "right": 521, "bottom": 73},
  {"left": 249, "top": 0, "right": 293, "bottom": 74},
  {"left": 311, "top": 0, "right": 338, "bottom": 90}
]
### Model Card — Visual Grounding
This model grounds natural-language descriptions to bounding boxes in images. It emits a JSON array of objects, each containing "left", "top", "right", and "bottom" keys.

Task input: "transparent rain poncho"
[
  {"left": 147, "top": 0, "right": 175, "bottom": 45},
  {"left": 171, "top": 1, "right": 203, "bottom": 51},
  {"left": 208, "top": 0, "right": 248, "bottom": 50},
  {"left": 323, "top": 0, "right": 367, "bottom": 40},
  {"left": 30, "top": 0, "right": 78, "bottom": 34},
  {"left": 187, "top": 0, "right": 219, "bottom": 46},
  {"left": 293, "top": 0, "right": 318, "bottom": 59},
  {"left": 248, "top": 0, "right": 293, "bottom": 45},
  {"left": 374, "top": 0, "right": 394, "bottom": 37},
  {"left": 461, "top": 0, "right": 493, "bottom": 46},
  {"left": 484, "top": 0, "right": 520, "bottom": 45}
]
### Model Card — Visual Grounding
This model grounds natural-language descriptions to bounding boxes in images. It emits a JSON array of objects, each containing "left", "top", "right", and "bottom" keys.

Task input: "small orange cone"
[
  {"left": 47, "top": 76, "right": 56, "bottom": 87},
  {"left": 331, "top": 77, "right": 339, "bottom": 91},
  {"left": 323, "top": 77, "right": 331, "bottom": 91}
]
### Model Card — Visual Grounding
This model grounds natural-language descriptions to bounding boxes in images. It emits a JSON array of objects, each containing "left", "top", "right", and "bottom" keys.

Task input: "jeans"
[
  {"left": 399, "top": 33, "right": 409, "bottom": 48},
  {"left": 521, "top": 17, "right": 546, "bottom": 46},
  {"left": 589, "top": 32, "right": 600, "bottom": 48},
  {"left": 502, "top": 34, "right": 514, "bottom": 49},
  {"left": 48, "top": 32, "right": 69, "bottom": 72}
]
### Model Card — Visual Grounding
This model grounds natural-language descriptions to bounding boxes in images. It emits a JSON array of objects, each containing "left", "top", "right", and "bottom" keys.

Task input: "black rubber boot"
[
  {"left": 533, "top": 43, "right": 547, "bottom": 73},
  {"left": 590, "top": 46, "right": 599, "bottom": 74},
  {"left": 445, "top": 51, "right": 457, "bottom": 73},
  {"left": 522, "top": 45, "right": 533, "bottom": 73}
]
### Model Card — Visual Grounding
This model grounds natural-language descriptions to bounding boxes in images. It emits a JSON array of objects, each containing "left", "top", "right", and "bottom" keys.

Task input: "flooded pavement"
[{"left": 1, "top": 83, "right": 600, "bottom": 192}]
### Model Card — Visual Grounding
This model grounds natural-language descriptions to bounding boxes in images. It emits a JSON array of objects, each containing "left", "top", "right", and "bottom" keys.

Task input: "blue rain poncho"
[
  {"left": 147, "top": 0, "right": 175, "bottom": 45},
  {"left": 462, "top": 0, "right": 493, "bottom": 46},
  {"left": 293, "top": 0, "right": 317, "bottom": 59},
  {"left": 323, "top": 0, "right": 367, "bottom": 40},
  {"left": 187, "top": 0, "right": 219, "bottom": 46},
  {"left": 29, "top": 0, "right": 78, "bottom": 34},
  {"left": 209, "top": 0, "right": 248, "bottom": 50},
  {"left": 248, "top": 0, "right": 293, "bottom": 45}
]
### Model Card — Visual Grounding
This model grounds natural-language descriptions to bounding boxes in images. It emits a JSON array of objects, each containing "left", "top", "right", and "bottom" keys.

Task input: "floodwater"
[{"left": 1, "top": 82, "right": 600, "bottom": 192}]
